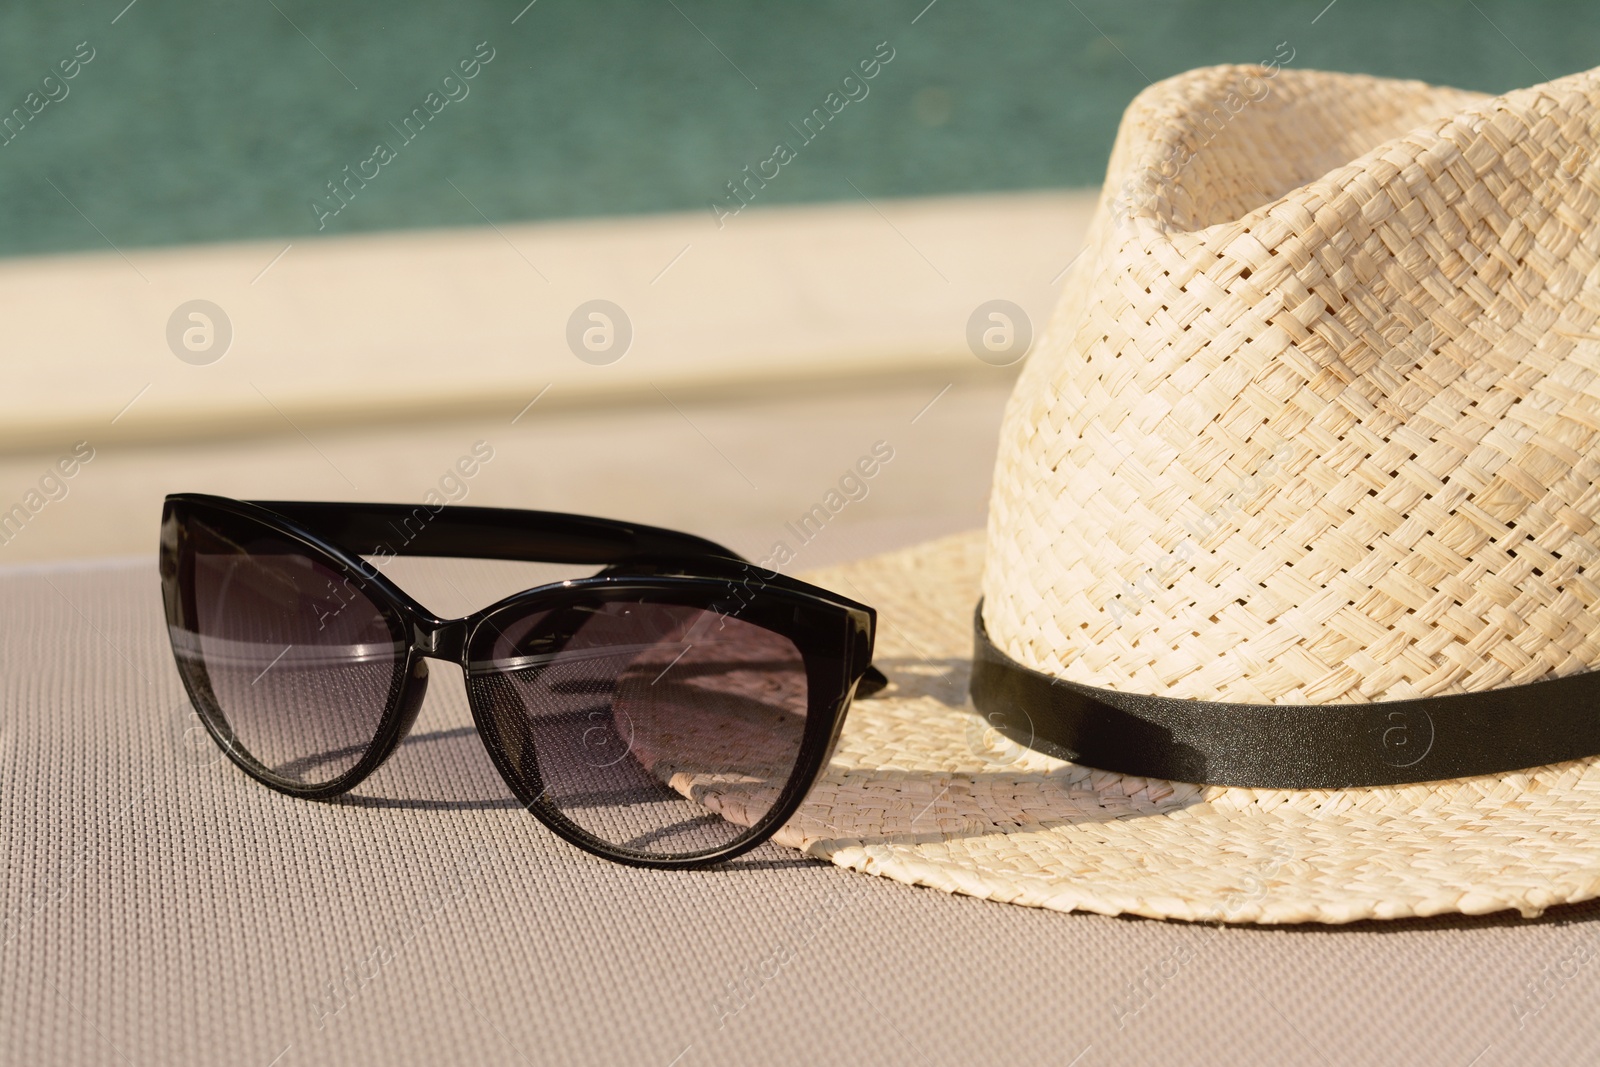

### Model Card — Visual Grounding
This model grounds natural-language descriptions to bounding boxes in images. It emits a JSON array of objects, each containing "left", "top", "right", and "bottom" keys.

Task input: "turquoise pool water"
[{"left": 0, "top": 0, "right": 1591, "bottom": 255}]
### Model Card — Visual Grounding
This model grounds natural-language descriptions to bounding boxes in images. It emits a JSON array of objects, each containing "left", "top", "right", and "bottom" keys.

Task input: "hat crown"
[
  {"left": 981, "top": 64, "right": 1600, "bottom": 703},
  {"left": 1111, "top": 64, "right": 1482, "bottom": 236}
]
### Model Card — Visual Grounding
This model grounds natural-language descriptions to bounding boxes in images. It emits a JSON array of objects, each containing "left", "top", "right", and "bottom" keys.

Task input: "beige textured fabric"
[
  {"left": 7, "top": 556, "right": 1600, "bottom": 1067},
  {"left": 788, "top": 532, "right": 1600, "bottom": 924},
  {"left": 982, "top": 64, "right": 1600, "bottom": 703},
  {"left": 6, "top": 557, "right": 1600, "bottom": 1066}
]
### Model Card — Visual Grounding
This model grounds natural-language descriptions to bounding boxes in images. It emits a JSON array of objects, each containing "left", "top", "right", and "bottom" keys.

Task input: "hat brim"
[{"left": 781, "top": 532, "right": 1600, "bottom": 924}]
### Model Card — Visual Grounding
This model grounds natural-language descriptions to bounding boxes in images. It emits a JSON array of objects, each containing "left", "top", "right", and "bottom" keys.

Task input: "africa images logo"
[
  {"left": 1368, "top": 705, "right": 1434, "bottom": 769},
  {"left": 708, "top": 41, "right": 896, "bottom": 228},
  {"left": 0, "top": 40, "right": 95, "bottom": 149},
  {"left": 310, "top": 42, "right": 496, "bottom": 230},
  {"left": 755, "top": 440, "right": 894, "bottom": 571}
]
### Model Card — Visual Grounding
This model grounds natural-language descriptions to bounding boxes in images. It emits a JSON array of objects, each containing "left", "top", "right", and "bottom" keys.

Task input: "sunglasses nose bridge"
[{"left": 410, "top": 617, "right": 468, "bottom": 665}]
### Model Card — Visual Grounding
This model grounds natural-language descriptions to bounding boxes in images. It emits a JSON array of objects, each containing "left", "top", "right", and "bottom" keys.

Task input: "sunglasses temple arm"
[
  {"left": 247, "top": 500, "right": 745, "bottom": 571},
  {"left": 855, "top": 664, "right": 889, "bottom": 698}
]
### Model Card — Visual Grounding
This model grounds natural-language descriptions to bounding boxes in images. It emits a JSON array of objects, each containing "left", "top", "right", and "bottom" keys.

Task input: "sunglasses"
[{"left": 159, "top": 494, "right": 882, "bottom": 868}]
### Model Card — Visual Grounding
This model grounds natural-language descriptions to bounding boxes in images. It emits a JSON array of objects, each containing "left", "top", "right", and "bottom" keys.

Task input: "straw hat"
[{"left": 777, "top": 62, "right": 1600, "bottom": 923}]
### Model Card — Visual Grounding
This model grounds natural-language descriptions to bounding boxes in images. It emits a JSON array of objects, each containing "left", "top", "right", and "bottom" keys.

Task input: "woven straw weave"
[
  {"left": 791, "top": 532, "right": 1600, "bottom": 924},
  {"left": 981, "top": 64, "right": 1600, "bottom": 703}
]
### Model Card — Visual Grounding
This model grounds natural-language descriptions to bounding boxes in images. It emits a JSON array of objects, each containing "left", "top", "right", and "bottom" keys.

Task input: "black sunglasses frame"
[{"left": 160, "top": 493, "right": 880, "bottom": 869}]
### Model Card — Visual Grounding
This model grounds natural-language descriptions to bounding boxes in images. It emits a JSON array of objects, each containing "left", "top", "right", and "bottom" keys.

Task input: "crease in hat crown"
[{"left": 981, "top": 62, "right": 1600, "bottom": 706}]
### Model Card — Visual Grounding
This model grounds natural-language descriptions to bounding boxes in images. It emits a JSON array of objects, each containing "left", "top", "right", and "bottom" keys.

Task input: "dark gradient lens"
[
  {"left": 469, "top": 599, "right": 810, "bottom": 858},
  {"left": 166, "top": 511, "right": 406, "bottom": 787}
]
